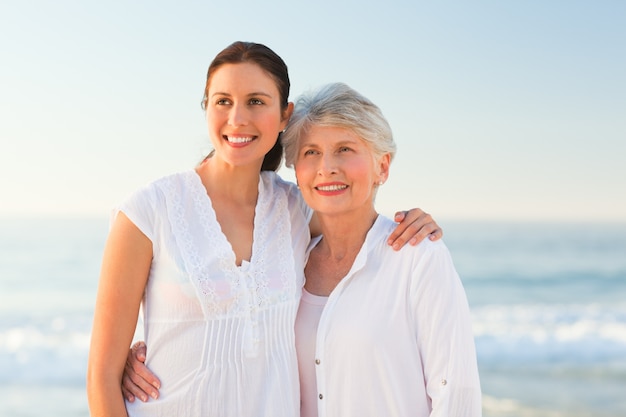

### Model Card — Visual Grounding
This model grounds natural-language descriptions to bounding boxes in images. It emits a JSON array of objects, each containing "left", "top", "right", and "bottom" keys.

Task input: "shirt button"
[
  {"left": 441, "top": 379, "right": 447, "bottom": 386},
  {"left": 319, "top": 394, "right": 323, "bottom": 400},
  {"left": 315, "top": 359, "right": 321, "bottom": 365}
]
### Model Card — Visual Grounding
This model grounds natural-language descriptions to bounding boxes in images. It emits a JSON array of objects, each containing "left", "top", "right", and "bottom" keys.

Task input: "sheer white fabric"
[
  {"left": 119, "top": 170, "right": 311, "bottom": 417},
  {"left": 296, "top": 215, "right": 482, "bottom": 417}
]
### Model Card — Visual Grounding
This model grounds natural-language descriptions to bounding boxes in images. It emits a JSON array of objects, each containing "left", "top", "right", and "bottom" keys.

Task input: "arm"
[
  {"left": 87, "top": 213, "right": 152, "bottom": 417},
  {"left": 412, "top": 244, "right": 481, "bottom": 416},
  {"left": 309, "top": 208, "right": 443, "bottom": 250}
]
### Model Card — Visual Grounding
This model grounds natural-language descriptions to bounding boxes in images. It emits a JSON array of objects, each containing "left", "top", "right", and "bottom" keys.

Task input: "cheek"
[
  {"left": 351, "top": 159, "right": 375, "bottom": 180},
  {"left": 294, "top": 164, "right": 305, "bottom": 183},
  {"left": 294, "top": 161, "right": 315, "bottom": 184},
  {"left": 257, "top": 109, "right": 284, "bottom": 131},
  {"left": 206, "top": 109, "right": 222, "bottom": 128}
]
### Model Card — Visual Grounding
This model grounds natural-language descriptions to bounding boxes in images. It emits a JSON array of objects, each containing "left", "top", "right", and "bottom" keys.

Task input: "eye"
[
  {"left": 338, "top": 146, "right": 351, "bottom": 153},
  {"left": 216, "top": 98, "right": 231, "bottom": 106},
  {"left": 249, "top": 98, "right": 264, "bottom": 105},
  {"left": 303, "top": 149, "right": 318, "bottom": 156}
]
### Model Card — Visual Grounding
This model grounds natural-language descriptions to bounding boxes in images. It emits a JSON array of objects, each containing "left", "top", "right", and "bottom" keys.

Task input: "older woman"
[{"left": 282, "top": 83, "right": 481, "bottom": 417}]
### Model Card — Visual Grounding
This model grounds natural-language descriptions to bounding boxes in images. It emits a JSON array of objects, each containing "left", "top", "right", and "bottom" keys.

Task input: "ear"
[
  {"left": 280, "top": 102, "right": 295, "bottom": 129},
  {"left": 377, "top": 153, "right": 391, "bottom": 184}
]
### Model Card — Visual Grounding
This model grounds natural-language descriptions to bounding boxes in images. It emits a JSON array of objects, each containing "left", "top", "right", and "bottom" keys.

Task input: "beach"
[{"left": 1, "top": 217, "right": 625, "bottom": 416}]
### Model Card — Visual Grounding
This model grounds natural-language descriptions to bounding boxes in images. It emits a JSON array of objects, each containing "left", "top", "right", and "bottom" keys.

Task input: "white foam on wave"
[
  {"left": 4, "top": 301, "right": 626, "bottom": 384},
  {"left": 0, "top": 320, "right": 91, "bottom": 384},
  {"left": 472, "top": 303, "right": 626, "bottom": 364}
]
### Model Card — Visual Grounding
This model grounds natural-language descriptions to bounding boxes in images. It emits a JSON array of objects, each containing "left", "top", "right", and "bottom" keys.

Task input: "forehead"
[
  {"left": 208, "top": 62, "right": 279, "bottom": 94},
  {"left": 300, "top": 125, "right": 363, "bottom": 144}
]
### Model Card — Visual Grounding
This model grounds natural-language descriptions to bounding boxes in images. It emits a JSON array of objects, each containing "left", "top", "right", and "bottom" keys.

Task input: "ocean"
[{"left": 1, "top": 218, "right": 625, "bottom": 416}]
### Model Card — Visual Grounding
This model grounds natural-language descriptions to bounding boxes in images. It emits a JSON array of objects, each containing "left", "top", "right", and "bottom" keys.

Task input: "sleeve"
[
  {"left": 111, "top": 183, "right": 158, "bottom": 248},
  {"left": 410, "top": 240, "right": 482, "bottom": 417}
]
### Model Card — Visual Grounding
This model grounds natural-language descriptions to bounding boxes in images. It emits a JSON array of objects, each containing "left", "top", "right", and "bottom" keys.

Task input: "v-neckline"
[{"left": 189, "top": 169, "right": 262, "bottom": 269}]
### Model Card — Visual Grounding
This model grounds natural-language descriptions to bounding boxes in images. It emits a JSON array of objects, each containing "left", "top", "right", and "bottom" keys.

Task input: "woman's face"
[
  {"left": 205, "top": 62, "right": 291, "bottom": 168},
  {"left": 294, "top": 125, "right": 389, "bottom": 216}
]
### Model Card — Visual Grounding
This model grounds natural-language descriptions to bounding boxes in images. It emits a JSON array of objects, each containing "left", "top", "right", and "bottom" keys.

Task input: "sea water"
[{"left": 1, "top": 218, "right": 625, "bottom": 416}]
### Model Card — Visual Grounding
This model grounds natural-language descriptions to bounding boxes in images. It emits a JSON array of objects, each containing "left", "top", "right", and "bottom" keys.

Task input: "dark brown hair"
[{"left": 202, "top": 41, "right": 290, "bottom": 171}]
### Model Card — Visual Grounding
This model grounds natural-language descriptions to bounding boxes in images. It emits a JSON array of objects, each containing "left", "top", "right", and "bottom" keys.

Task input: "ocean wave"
[
  {"left": 3, "top": 302, "right": 625, "bottom": 384},
  {"left": 472, "top": 303, "right": 626, "bottom": 365},
  {"left": 0, "top": 319, "right": 90, "bottom": 384}
]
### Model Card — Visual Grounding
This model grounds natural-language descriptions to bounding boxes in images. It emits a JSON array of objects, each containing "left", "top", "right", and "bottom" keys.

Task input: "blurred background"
[{"left": 1, "top": 1, "right": 625, "bottom": 416}]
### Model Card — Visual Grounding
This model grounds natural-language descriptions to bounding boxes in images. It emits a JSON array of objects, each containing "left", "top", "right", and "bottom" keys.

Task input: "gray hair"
[{"left": 282, "top": 82, "right": 396, "bottom": 168}]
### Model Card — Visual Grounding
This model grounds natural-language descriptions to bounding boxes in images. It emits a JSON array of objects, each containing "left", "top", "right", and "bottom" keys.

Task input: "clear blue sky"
[{"left": 1, "top": 1, "right": 624, "bottom": 221}]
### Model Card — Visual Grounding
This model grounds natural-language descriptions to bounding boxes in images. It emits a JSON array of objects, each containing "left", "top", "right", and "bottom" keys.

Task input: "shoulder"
[
  {"left": 374, "top": 215, "right": 451, "bottom": 260},
  {"left": 119, "top": 170, "right": 195, "bottom": 212},
  {"left": 261, "top": 171, "right": 312, "bottom": 220},
  {"left": 261, "top": 171, "right": 299, "bottom": 195}
]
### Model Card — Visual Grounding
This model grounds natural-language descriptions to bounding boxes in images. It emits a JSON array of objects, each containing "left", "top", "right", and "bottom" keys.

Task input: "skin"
[
  {"left": 295, "top": 125, "right": 391, "bottom": 297},
  {"left": 87, "top": 213, "right": 153, "bottom": 416},
  {"left": 98, "top": 64, "right": 442, "bottom": 407}
]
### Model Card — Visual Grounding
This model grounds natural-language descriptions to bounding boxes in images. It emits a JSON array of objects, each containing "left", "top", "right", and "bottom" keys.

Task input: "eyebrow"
[
  {"left": 300, "top": 139, "right": 361, "bottom": 149},
  {"left": 210, "top": 91, "right": 274, "bottom": 99}
]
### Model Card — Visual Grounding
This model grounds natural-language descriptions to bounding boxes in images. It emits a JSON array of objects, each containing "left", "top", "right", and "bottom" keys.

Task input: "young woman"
[{"left": 87, "top": 42, "right": 441, "bottom": 417}]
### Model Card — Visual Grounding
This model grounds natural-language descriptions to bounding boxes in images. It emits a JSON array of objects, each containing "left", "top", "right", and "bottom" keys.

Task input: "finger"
[
  {"left": 122, "top": 370, "right": 153, "bottom": 402},
  {"left": 391, "top": 223, "right": 425, "bottom": 250},
  {"left": 390, "top": 213, "right": 433, "bottom": 249},
  {"left": 393, "top": 210, "right": 407, "bottom": 223},
  {"left": 131, "top": 341, "right": 147, "bottom": 362},
  {"left": 121, "top": 385, "right": 136, "bottom": 403},
  {"left": 428, "top": 227, "right": 443, "bottom": 241},
  {"left": 407, "top": 224, "right": 441, "bottom": 245},
  {"left": 128, "top": 359, "right": 161, "bottom": 390},
  {"left": 128, "top": 341, "right": 160, "bottom": 389},
  {"left": 387, "top": 211, "right": 411, "bottom": 246},
  {"left": 124, "top": 358, "right": 160, "bottom": 400}
]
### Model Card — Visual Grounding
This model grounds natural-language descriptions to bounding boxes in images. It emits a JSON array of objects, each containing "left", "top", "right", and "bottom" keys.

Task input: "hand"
[
  {"left": 121, "top": 341, "right": 161, "bottom": 403},
  {"left": 387, "top": 208, "right": 443, "bottom": 250}
]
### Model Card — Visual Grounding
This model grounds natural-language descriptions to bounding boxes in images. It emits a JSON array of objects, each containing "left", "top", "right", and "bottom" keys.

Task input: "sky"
[{"left": 1, "top": 0, "right": 624, "bottom": 222}]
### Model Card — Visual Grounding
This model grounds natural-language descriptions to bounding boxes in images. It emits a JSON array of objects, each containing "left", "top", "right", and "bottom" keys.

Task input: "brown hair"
[{"left": 202, "top": 41, "right": 291, "bottom": 171}]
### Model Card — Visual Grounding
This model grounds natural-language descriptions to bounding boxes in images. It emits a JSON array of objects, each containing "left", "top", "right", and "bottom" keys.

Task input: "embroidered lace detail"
[{"left": 158, "top": 171, "right": 296, "bottom": 322}]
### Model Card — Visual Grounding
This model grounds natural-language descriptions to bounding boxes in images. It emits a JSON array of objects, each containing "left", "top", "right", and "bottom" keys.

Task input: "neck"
[
  {"left": 196, "top": 156, "right": 263, "bottom": 204},
  {"left": 315, "top": 207, "right": 378, "bottom": 260}
]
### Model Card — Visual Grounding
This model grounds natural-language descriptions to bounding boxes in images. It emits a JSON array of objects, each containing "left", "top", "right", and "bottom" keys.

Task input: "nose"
[
  {"left": 318, "top": 153, "right": 337, "bottom": 176},
  {"left": 228, "top": 103, "right": 249, "bottom": 127}
]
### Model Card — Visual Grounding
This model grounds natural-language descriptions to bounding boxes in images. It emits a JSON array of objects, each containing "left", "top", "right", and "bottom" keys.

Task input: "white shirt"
[
  {"left": 120, "top": 170, "right": 312, "bottom": 417},
  {"left": 295, "top": 215, "right": 481, "bottom": 417}
]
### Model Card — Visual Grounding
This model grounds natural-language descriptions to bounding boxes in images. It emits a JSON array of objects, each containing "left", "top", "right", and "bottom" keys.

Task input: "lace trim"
[{"left": 158, "top": 171, "right": 296, "bottom": 321}]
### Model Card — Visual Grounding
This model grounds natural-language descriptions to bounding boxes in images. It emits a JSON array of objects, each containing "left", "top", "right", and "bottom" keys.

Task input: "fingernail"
[
  {"left": 151, "top": 391, "right": 159, "bottom": 400},
  {"left": 141, "top": 395, "right": 148, "bottom": 402}
]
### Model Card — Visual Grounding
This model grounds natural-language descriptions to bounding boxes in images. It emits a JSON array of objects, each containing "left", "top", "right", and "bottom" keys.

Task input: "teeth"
[
  {"left": 227, "top": 136, "right": 254, "bottom": 143},
  {"left": 316, "top": 184, "right": 348, "bottom": 191}
]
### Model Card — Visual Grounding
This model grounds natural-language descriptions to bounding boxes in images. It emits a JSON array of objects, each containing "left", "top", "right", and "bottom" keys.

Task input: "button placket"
[{"left": 242, "top": 268, "right": 260, "bottom": 357}]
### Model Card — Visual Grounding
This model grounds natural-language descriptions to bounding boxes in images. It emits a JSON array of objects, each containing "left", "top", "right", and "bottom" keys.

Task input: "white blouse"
[
  {"left": 295, "top": 215, "right": 482, "bottom": 417},
  {"left": 120, "top": 170, "right": 312, "bottom": 417}
]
